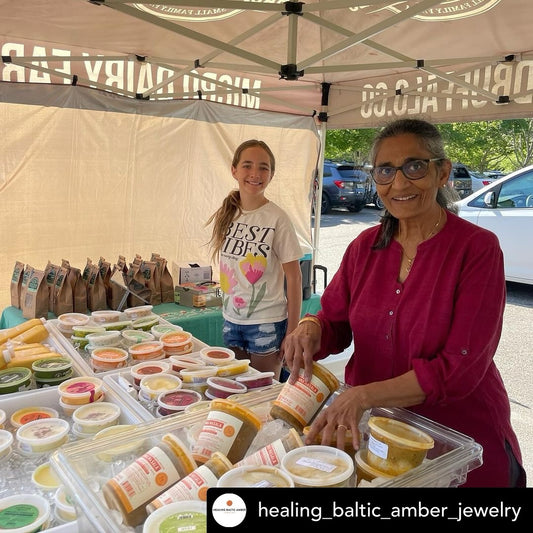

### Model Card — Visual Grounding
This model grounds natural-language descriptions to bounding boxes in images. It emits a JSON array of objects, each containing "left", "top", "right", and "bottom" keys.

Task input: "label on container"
[
  {"left": 193, "top": 411, "right": 244, "bottom": 460},
  {"left": 0, "top": 504, "right": 39, "bottom": 528},
  {"left": 295, "top": 456, "right": 336, "bottom": 473},
  {"left": 151, "top": 464, "right": 219, "bottom": 507},
  {"left": 272, "top": 372, "right": 332, "bottom": 428},
  {"left": 106, "top": 445, "right": 183, "bottom": 512},
  {"left": 234, "top": 439, "right": 287, "bottom": 468},
  {"left": 368, "top": 434, "right": 389, "bottom": 459}
]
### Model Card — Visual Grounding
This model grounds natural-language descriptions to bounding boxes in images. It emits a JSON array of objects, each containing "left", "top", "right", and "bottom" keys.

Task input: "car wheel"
[
  {"left": 348, "top": 204, "right": 364, "bottom": 213},
  {"left": 373, "top": 192, "right": 384, "bottom": 210},
  {"left": 321, "top": 194, "right": 331, "bottom": 214}
]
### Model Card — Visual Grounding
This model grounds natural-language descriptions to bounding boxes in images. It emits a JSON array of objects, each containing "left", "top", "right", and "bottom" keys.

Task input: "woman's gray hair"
[{"left": 371, "top": 118, "right": 459, "bottom": 250}]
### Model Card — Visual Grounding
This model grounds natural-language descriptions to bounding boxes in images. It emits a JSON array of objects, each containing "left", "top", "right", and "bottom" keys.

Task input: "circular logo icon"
[{"left": 211, "top": 493, "right": 247, "bottom": 528}]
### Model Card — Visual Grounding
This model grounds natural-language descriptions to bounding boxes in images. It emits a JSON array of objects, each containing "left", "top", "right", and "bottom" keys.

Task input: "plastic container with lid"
[
  {"left": 121, "top": 329, "right": 155, "bottom": 347},
  {"left": 151, "top": 323, "right": 183, "bottom": 339},
  {"left": 235, "top": 371, "right": 274, "bottom": 389},
  {"left": 31, "top": 461, "right": 62, "bottom": 491},
  {"left": 10, "top": 406, "right": 59, "bottom": 429},
  {"left": 0, "top": 493, "right": 51, "bottom": 532},
  {"left": 123, "top": 305, "right": 154, "bottom": 319},
  {"left": 0, "top": 408, "right": 5, "bottom": 429},
  {"left": 94, "top": 424, "right": 146, "bottom": 462},
  {"left": 199, "top": 346, "right": 235, "bottom": 366},
  {"left": 128, "top": 340, "right": 165, "bottom": 362},
  {"left": 72, "top": 401, "right": 121, "bottom": 435},
  {"left": 205, "top": 376, "right": 247, "bottom": 399},
  {"left": 90, "top": 347, "right": 129, "bottom": 370},
  {"left": 130, "top": 360, "right": 171, "bottom": 389},
  {"left": 143, "top": 501, "right": 206, "bottom": 533},
  {"left": 146, "top": 451, "right": 233, "bottom": 513},
  {"left": 102, "top": 433, "right": 197, "bottom": 528},
  {"left": 302, "top": 424, "right": 357, "bottom": 458},
  {"left": 54, "top": 486, "right": 77, "bottom": 523},
  {"left": 56, "top": 312, "right": 90, "bottom": 334},
  {"left": 215, "top": 359, "right": 251, "bottom": 377},
  {"left": 31, "top": 357, "right": 72, "bottom": 379},
  {"left": 233, "top": 427, "right": 303, "bottom": 468},
  {"left": 102, "top": 320, "right": 133, "bottom": 331},
  {"left": 71, "top": 325, "right": 105, "bottom": 338},
  {"left": 58, "top": 375, "right": 104, "bottom": 405},
  {"left": 157, "top": 389, "right": 203, "bottom": 416},
  {"left": 270, "top": 361, "right": 339, "bottom": 431},
  {"left": 91, "top": 310, "right": 122, "bottom": 323},
  {"left": 192, "top": 398, "right": 262, "bottom": 464},
  {"left": 366, "top": 415, "right": 435, "bottom": 476},
  {"left": 85, "top": 330, "right": 122, "bottom": 348},
  {"left": 281, "top": 444, "right": 354, "bottom": 488},
  {"left": 131, "top": 316, "right": 160, "bottom": 331},
  {"left": 160, "top": 330, "right": 193, "bottom": 356},
  {"left": 59, "top": 391, "right": 104, "bottom": 416},
  {"left": 217, "top": 464, "right": 295, "bottom": 488},
  {"left": 0, "top": 429, "right": 13, "bottom": 460},
  {"left": 35, "top": 369, "right": 74, "bottom": 389},
  {"left": 140, "top": 373, "right": 182, "bottom": 401},
  {"left": 16, "top": 417, "right": 70, "bottom": 453},
  {"left": 0, "top": 367, "right": 32, "bottom": 395},
  {"left": 168, "top": 354, "right": 205, "bottom": 374},
  {"left": 354, "top": 449, "right": 395, "bottom": 486},
  {"left": 179, "top": 366, "right": 217, "bottom": 384}
]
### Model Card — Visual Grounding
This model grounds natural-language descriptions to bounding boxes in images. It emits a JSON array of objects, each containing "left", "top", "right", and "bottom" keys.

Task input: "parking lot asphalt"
[{"left": 312, "top": 207, "right": 533, "bottom": 487}]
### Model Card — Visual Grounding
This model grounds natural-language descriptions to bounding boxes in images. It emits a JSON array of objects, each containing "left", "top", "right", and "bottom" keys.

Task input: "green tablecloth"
[{"left": 0, "top": 293, "right": 322, "bottom": 347}]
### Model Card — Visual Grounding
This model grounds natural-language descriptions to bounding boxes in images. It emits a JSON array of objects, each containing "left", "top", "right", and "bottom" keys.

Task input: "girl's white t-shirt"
[{"left": 219, "top": 201, "right": 303, "bottom": 325}]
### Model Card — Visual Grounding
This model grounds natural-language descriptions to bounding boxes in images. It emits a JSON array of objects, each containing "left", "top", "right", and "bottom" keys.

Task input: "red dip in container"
[{"left": 206, "top": 376, "right": 247, "bottom": 399}]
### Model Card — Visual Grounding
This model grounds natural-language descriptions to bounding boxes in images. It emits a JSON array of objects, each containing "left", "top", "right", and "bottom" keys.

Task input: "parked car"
[
  {"left": 448, "top": 163, "right": 473, "bottom": 198},
  {"left": 318, "top": 161, "right": 372, "bottom": 214},
  {"left": 470, "top": 170, "right": 497, "bottom": 192},
  {"left": 455, "top": 165, "right": 533, "bottom": 285},
  {"left": 368, "top": 180, "right": 385, "bottom": 210}
]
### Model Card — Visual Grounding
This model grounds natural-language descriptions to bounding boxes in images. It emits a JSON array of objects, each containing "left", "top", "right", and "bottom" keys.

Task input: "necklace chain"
[{"left": 402, "top": 208, "right": 443, "bottom": 272}]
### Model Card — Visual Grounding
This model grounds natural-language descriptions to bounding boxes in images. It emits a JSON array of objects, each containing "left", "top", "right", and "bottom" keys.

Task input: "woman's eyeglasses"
[{"left": 371, "top": 158, "right": 444, "bottom": 185}]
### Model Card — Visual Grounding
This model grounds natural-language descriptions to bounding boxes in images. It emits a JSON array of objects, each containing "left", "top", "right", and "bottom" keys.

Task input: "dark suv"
[
  {"left": 319, "top": 161, "right": 372, "bottom": 214},
  {"left": 449, "top": 163, "right": 474, "bottom": 199}
]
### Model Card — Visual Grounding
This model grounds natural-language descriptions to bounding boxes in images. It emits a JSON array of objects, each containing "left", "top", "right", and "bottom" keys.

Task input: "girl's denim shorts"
[{"left": 222, "top": 319, "right": 287, "bottom": 355}]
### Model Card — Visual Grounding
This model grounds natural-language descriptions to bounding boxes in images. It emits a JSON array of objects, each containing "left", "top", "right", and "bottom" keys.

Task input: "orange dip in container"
[
  {"left": 91, "top": 347, "right": 129, "bottom": 370},
  {"left": 160, "top": 331, "right": 193, "bottom": 356},
  {"left": 128, "top": 341, "right": 165, "bottom": 361}
]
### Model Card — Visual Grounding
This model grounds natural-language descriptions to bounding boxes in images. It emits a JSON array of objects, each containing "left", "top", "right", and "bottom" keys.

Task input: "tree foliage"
[{"left": 326, "top": 119, "right": 533, "bottom": 172}]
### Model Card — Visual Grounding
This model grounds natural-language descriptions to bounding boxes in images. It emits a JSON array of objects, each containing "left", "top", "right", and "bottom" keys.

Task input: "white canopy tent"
[{"left": 1, "top": 0, "right": 533, "bottom": 310}]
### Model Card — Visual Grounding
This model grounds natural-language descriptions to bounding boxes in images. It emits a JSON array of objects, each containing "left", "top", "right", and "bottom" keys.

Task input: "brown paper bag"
[
  {"left": 22, "top": 268, "right": 49, "bottom": 319},
  {"left": 52, "top": 266, "right": 73, "bottom": 316},
  {"left": 98, "top": 257, "right": 113, "bottom": 309},
  {"left": 20, "top": 264, "right": 35, "bottom": 308},
  {"left": 44, "top": 261, "right": 60, "bottom": 312},
  {"left": 141, "top": 260, "right": 160, "bottom": 306},
  {"left": 87, "top": 263, "right": 108, "bottom": 311},
  {"left": 109, "top": 264, "right": 128, "bottom": 310},
  {"left": 10, "top": 261, "right": 25, "bottom": 309},
  {"left": 126, "top": 262, "right": 151, "bottom": 307},
  {"left": 69, "top": 266, "right": 88, "bottom": 314},
  {"left": 155, "top": 255, "right": 174, "bottom": 304}
]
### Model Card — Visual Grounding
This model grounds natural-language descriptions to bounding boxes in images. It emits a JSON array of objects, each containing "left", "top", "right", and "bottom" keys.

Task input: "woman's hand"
[
  {"left": 281, "top": 319, "right": 321, "bottom": 383},
  {"left": 305, "top": 385, "right": 367, "bottom": 452}
]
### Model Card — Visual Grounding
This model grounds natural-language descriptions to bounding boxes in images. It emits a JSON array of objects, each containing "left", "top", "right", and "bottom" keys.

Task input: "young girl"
[{"left": 206, "top": 139, "right": 302, "bottom": 380}]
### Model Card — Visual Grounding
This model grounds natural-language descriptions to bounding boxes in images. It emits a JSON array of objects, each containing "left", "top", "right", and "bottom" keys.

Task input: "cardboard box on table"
[
  {"left": 49, "top": 384, "right": 483, "bottom": 533},
  {"left": 174, "top": 281, "right": 222, "bottom": 307}
]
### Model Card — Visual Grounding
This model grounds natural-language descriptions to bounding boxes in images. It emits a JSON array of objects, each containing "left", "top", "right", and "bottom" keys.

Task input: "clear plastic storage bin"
[{"left": 49, "top": 384, "right": 482, "bottom": 533}]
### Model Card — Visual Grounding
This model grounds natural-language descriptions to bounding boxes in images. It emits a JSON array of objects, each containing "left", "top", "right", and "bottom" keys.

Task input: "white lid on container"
[
  {"left": 142, "top": 500, "right": 207, "bottom": 533},
  {"left": 0, "top": 493, "right": 51, "bottom": 533},
  {"left": 217, "top": 464, "right": 295, "bottom": 488},
  {"left": 72, "top": 401, "right": 121, "bottom": 430},
  {"left": 16, "top": 418, "right": 70, "bottom": 454}
]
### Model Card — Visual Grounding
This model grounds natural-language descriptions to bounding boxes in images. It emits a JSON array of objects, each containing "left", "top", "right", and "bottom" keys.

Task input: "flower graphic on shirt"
[
  {"left": 239, "top": 253, "right": 267, "bottom": 318},
  {"left": 220, "top": 262, "right": 238, "bottom": 311},
  {"left": 233, "top": 296, "right": 247, "bottom": 311}
]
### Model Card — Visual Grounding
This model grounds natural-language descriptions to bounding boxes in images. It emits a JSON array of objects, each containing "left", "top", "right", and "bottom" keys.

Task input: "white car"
[{"left": 456, "top": 165, "right": 533, "bottom": 285}]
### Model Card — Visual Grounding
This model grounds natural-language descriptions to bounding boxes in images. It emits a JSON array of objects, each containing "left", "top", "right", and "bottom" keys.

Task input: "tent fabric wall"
[{"left": 0, "top": 83, "right": 320, "bottom": 310}]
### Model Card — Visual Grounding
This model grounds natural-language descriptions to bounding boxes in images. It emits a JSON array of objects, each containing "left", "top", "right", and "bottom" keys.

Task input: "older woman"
[{"left": 283, "top": 118, "right": 525, "bottom": 487}]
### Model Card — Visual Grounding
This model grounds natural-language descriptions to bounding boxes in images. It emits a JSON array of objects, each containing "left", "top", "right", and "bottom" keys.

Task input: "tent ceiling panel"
[{"left": 1, "top": 0, "right": 533, "bottom": 127}]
